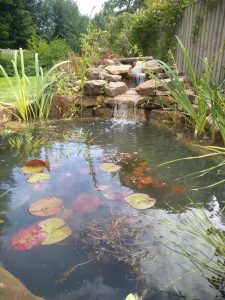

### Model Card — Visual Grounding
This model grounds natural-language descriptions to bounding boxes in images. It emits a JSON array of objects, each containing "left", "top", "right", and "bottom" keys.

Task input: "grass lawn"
[{"left": 0, "top": 77, "right": 37, "bottom": 103}]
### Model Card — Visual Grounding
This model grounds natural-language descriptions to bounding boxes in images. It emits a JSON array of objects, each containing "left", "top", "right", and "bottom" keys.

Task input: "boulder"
[
  {"left": 0, "top": 106, "right": 15, "bottom": 125},
  {"left": 104, "top": 64, "right": 132, "bottom": 75},
  {"left": 84, "top": 80, "right": 107, "bottom": 96},
  {"left": 150, "top": 109, "right": 181, "bottom": 123},
  {"left": 49, "top": 95, "right": 75, "bottom": 119},
  {"left": 135, "top": 80, "right": 157, "bottom": 96},
  {"left": 105, "top": 82, "right": 128, "bottom": 97},
  {"left": 104, "top": 74, "right": 122, "bottom": 82},
  {"left": 86, "top": 67, "right": 103, "bottom": 80},
  {"left": 78, "top": 108, "right": 94, "bottom": 117},
  {"left": 75, "top": 96, "right": 98, "bottom": 107},
  {"left": 103, "top": 59, "right": 115, "bottom": 66},
  {"left": 94, "top": 108, "right": 113, "bottom": 118},
  {"left": 143, "top": 64, "right": 163, "bottom": 74},
  {"left": 0, "top": 266, "right": 43, "bottom": 300}
]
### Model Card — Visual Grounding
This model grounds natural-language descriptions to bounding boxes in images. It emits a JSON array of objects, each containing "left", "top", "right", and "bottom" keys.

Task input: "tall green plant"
[
  {"left": 0, "top": 48, "right": 68, "bottom": 121},
  {"left": 152, "top": 37, "right": 225, "bottom": 143}
]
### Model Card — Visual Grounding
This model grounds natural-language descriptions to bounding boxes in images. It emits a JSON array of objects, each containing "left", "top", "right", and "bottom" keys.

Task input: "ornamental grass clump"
[{"left": 0, "top": 48, "right": 68, "bottom": 121}]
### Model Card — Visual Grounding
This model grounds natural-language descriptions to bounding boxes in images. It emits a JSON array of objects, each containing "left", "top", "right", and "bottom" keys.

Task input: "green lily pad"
[
  {"left": 39, "top": 218, "right": 72, "bottom": 245},
  {"left": 27, "top": 173, "right": 50, "bottom": 184},
  {"left": 125, "top": 293, "right": 140, "bottom": 300},
  {"left": 125, "top": 193, "right": 156, "bottom": 210},
  {"left": 29, "top": 197, "right": 64, "bottom": 217},
  {"left": 20, "top": 165, "right": 45, "bottom": 175},
  {"left": 99, "top": 163, "right": 121, "bottom": 173}
]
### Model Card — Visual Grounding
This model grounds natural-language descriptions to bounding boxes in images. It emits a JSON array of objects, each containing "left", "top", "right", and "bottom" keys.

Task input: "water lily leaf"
[
  {"left": 125, "top": 293, "right": 140, "bottom": 300},
  {"left": 104, "top": 192, "right": 125, "bottom": 200},
  {"left": 25, "top": 159, "right": 46, "bottom": 167},
  {"left": 11, "top": 225, "right": 47, "bottom": 251},
  {"left": 39, "top": 218, "right": 72, "bottom": 245},
  {"left": 125, "top": 193, "right": 156, "bottom": 210},
  {"left": 95, "top": 185, "right": 110, "bottom": 191},
  {"left": 20, "top": 159, "right": 48, "bottom": 175},
  {"left": 27, "top": 173, "right": 50, "bottom": 184},
  {"left": 99, "top": 163, "right": 121, "bottom": 173},
  {"left": 29, "top": 197, "right": 64, "bottom": 217},
  {"left": 73, "top": 194, "right": 101, "bottom": 213},
  {"left": 20, "top": 165, "right": 45, "bottom": 175}
]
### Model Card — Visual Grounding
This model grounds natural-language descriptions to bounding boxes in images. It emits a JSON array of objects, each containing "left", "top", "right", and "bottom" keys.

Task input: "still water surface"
[{"left": 0, "top": 119, "right": 225, "bottom": 300}]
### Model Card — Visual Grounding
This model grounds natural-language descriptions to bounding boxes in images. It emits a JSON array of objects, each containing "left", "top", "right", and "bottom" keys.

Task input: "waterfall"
[
  {"left": 113, "top": 100, "right": 138, "bottom": 123},
  {"left": 131, "top": 61, "right": 146, "bottom": 85}
]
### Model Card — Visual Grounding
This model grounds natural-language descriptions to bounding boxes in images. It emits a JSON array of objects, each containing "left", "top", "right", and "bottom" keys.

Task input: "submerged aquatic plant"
[
  {"left": 159, "top": 144, "right": 225, "bottom": 190},
  {"left": 159, "top": 207, "right": 225, "bottom": 296},
  {"left": 0, "top": 48, "right": 69, "bottom": 121}
]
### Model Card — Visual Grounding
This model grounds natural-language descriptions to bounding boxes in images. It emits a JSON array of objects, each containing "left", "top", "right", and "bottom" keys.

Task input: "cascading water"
[
  {"left": 131, "top": 60, "right": 146, "bottom": 85},
  {"left": 113, "top": 61, "right": 146, "bottom": 123}
]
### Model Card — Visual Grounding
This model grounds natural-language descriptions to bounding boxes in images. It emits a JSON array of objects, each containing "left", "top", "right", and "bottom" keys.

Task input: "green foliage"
[
  {"left": 0, "top": 51, "right": 35, "bottom": 77},
  {"left": 95, "top": 0, "right": 191, "bottom": 59},
  {"left": 160, "top": 206, "right": 225, "bottom": 296},
  {"left": 152, "top": 37, "right": 225, "bottom": 143},
  {"left": 0, "top": 0, "right": 35, "bottom": 48},
  {"left": 35, "top": 0, "right": 88, "bottom": 52},
  {"left": 0, "top": 48, "right": 68, "bottom": 120},
  {"left": 28, "top": 36, "right": 71, "bottom": 70}
]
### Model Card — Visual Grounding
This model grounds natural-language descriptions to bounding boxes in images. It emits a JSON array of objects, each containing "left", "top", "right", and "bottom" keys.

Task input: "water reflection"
[{"left": 0, "top": 120, "right": 225, "bottom": 299}]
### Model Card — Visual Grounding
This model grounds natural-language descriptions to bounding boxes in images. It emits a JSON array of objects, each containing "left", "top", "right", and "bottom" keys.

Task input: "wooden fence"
[{"left": 176, "top": 0, "right": 225, "bottom": 85}]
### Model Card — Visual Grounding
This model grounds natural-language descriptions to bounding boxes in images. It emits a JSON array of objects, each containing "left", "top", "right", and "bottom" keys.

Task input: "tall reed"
[
  {"left": 152, "top": 37, "right": 225, "bottom": 143},
  {"left": 0, "top": 48, "right": 68, "bottom": 121}
]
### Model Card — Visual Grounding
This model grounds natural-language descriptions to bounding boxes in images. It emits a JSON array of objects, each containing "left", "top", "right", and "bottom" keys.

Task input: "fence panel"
[{"left": 176, "top": 0, "right": 225, "bottom": 85}]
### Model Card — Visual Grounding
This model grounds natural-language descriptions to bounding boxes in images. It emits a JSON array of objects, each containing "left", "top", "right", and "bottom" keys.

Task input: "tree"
[
  {"left": 0, "top": 0, "right": 35, "bottom": 48},
  {"left": 36, "top": 0, "right": 88, "bottom": 52}
]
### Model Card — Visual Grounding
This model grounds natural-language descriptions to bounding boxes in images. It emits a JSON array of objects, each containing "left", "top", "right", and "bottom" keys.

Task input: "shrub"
[
  {"left": 0, "top": 51, "right": 35, "bottom": 77},
  {"left": 27, "top": 36, "right": 71, "bottom": 70}
]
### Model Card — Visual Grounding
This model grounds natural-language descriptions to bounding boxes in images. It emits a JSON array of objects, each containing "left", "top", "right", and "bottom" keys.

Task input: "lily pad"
[
  {"left": 25, "top": 159, "right": 46, "bottom": 167},
  {"left": 125, "top": 193, "right": 156, "bottom": 210},
  {"left": 39, "top": 218, "right": 72, "bottom": 245},
  {"left": 11, "top": 225, "right": 47, "bottom": 251},
  {"left": 99, "top": 163, "right": 121, "bottom": 173},
  {"left": 29, "top": 197, "right": 64, "bottom": 217},
  {"left": 20, "top": 159, "right": 48, "bottom": 175},
  {"left": 20, "top": 165, "right": 45, "bottom": 175},
  {"left": 125, "top": 293, "right": 140, "bottom": 300},
  {"left": 73, "top": 194, "right": 101, "bottom": 213},
  {"left": 27, "top": 173, "right": 50, "bottom": 184},
  {"left": 104, "top": 192, "right": 125, "bottom": 200}
]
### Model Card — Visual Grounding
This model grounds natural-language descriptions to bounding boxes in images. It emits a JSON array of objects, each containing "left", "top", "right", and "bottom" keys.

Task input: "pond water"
[{"left": 0, "top": 119, "right": 225, "bottom": 300}]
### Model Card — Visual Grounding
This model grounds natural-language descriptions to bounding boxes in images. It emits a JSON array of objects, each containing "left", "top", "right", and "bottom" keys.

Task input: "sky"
[{"left": 76, "top": 0, "right": 106, "bottom": 16}]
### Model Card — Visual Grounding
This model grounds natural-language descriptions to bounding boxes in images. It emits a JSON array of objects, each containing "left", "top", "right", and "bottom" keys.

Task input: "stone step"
[{"left": 115, "top": 56, "right": 153, "bottom": 64}]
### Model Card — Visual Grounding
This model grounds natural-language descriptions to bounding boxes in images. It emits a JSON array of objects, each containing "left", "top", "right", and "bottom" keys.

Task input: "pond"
[{"left": 0, "top": 119, "right": 225, "bottom": 300}]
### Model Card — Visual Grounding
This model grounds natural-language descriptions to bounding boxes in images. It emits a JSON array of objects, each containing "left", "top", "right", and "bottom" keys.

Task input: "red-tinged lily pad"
[
  {"left": 27, "top": 173, "right": 50, "bottom": 184},
  {"left": 104, "top": 192, "right": 125, "bottom": 200},
  {"left": 73, "top": 194, "right": 101, "bottom": 214},
  {"left": 39, "top": 218, "right": 72, "bottom": 245},
  {"left": 95, "top": 185, "right": 110, "bottom": 191},
  {"left": 25, "top": 159, "right": 46, "bottom": 167},
  {"left": 11, "top": 224, "right": 47, "bottom": 251},
  {"left": 20, "top": 159, "right": 49, "bottom": 175},
  {"left": 29, "top": 197, "right": 64, "bottom": 217}
]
